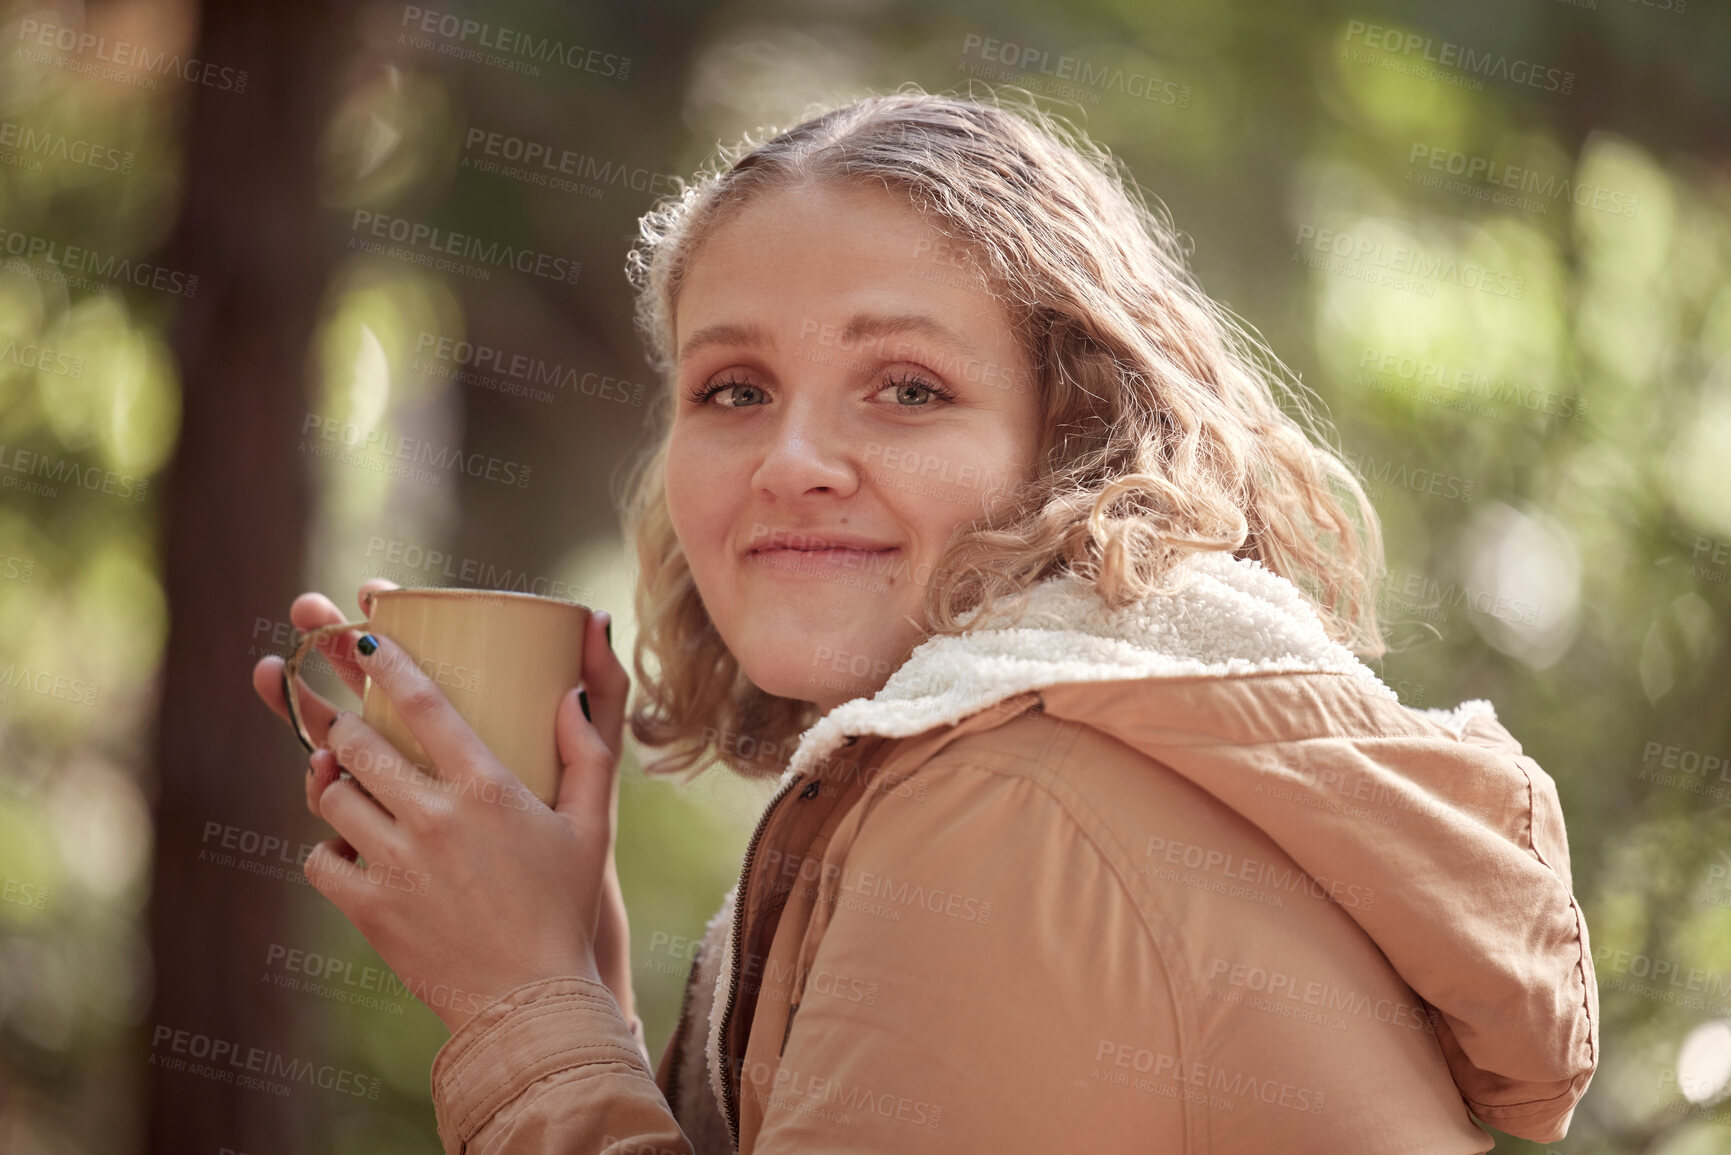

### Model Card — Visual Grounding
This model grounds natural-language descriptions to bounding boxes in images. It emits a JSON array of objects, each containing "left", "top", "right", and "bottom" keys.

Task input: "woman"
[{"left": 253, "top": 91, "right": 1597, "bottom": 1152}]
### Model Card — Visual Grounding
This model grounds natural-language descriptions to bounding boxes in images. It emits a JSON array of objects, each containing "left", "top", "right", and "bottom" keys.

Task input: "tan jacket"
[{"left": 430, "top": 551, "right": 1598, "bottom": 1153}]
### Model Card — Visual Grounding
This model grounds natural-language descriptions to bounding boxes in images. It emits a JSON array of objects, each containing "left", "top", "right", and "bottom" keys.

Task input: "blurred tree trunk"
[{"left": 147, "top": 2, "right": 358, "bottom": 1152}]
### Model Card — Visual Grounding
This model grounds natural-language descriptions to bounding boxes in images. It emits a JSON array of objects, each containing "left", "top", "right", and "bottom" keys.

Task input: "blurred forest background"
[{"left": 0, "top": 0, "right": 1726, "bottom": 1151}]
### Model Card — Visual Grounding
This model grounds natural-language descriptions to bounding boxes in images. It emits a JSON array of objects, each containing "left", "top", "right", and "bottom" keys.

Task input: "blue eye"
[
  {"left": 881, "top": 372, "right": 954, "bottom": 406},
  {"left": 688, "top": 376, "right": 766, "bottom": 407},
  {"left": 684, "top": 370, "right": 959, "bottom": 409}
]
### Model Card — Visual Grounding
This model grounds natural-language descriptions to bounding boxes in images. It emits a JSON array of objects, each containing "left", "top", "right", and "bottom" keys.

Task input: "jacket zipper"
[{"left": 716, "top": 768, "right": 807, "bottom": 1147}]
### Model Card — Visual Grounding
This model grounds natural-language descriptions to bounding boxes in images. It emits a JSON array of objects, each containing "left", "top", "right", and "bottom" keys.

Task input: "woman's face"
[{"left": 665, "top": 181, "right": 1042, "bottom": 712}]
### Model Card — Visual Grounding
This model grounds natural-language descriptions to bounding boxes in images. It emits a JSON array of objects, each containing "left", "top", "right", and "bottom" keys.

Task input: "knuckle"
[
  {"left": 409, "top": 762, "right": 446, "bottom": 797},
  {"left": 366, "top": 744, "right": 407, "bottom": 781},
  {"left": 584, "top": 725, "right": 618, "bottom": 765},
  {"left": 317, "top": 778, "right": 348, "bottom": 820},
  {"left": 418, "top": 802, "right": 455, "bottom": 840},
  {"left": 365, "top": 753, "right": 398, "bottom": 789},
  {"left": 406, "top": 788, "right": 442, "bottom": 826},
  {"left": 380, "top": 747, "right": 417, "bottom": 783},
  {"left": 393, "top": 773, "right": 445, "bottom": 823},
  {"left": 398, "top": 682, "right": 444, "bottom": 719}
]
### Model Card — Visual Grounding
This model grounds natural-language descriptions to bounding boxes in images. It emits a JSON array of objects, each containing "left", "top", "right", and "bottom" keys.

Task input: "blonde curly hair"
[{"left": 618, "top": 86, "right": 1385, "bottom": 781}]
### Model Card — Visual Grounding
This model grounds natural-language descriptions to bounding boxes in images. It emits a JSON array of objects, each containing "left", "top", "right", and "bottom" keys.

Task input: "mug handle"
[{"left": 281, "top": 620, "right": 370, "bottom": 753}]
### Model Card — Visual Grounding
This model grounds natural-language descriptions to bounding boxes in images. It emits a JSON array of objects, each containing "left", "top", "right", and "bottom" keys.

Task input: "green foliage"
[{"left": 3, "top": 0, "right": 1729, "bottom": 1149}]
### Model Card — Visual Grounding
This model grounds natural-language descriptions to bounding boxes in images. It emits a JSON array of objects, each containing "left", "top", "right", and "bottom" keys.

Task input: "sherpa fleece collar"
[
  {"left": 788, "top": 548, "right": 1401, "bottom": 775},
  {"left": 704, "top": 548, "right": 1487, "bottom": 1125}
]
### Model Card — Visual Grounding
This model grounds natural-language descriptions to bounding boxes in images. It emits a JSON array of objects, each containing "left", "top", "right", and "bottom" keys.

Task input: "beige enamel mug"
[{"left": 281, "top": 587, "right": 591, "bottom": 806}]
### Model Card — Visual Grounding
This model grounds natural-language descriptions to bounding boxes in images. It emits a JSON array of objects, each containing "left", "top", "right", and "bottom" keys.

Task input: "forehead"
[
  {"left": 704, "top": 179, "right": 938, "bottom": 247},
  {"left": 673, "top": 181, "right": 1007, "bottom": 344}
]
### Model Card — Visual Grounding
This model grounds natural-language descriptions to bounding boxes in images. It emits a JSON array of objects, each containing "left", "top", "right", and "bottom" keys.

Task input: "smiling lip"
[
  {"left": 747, "top": 536, "right": 898, "bottom": 555},
  {"left": 747, "top": 538, "right": 900, "bottom": 574}
]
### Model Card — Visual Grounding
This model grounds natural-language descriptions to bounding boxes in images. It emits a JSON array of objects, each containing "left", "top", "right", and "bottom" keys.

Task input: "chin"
[
  {"left": 741, "top": 664, "right": 821, "bottom": 705},
  {"left": 727, "top": 605, "right": 916, "bottom": 704}
]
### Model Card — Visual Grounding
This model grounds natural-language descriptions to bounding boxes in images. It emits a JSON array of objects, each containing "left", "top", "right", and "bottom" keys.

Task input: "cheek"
[
  {"left": 664, "top": 452, "right": 704, "bottom": 554},
  {"left": 882, "top": 439, "right": 1023, "bottom": 537},
  {"left": 665, "top": 430, "right": 743, "bottom": 561}
]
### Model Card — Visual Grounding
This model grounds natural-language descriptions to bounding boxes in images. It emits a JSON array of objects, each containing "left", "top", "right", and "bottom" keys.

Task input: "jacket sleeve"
[
  {"left": 749, "top": 759, "right": 1186, "bottom": 1153},
  {"left": 430, "top": 977, "right": 693, "bottom": 1155},
  {"left": 1427, "top": 729, "right": 1600, "bottom": 1140}
]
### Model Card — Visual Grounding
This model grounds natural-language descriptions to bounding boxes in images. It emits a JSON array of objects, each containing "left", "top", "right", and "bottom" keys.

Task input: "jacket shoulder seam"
[{"left": 911, "top": 724, "right": 1216, "bottom": 941}]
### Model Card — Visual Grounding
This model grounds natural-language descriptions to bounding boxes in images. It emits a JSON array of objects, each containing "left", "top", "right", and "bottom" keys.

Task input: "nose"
[{"left": 750, "top": 393, "right": 863, "bottom": 500}]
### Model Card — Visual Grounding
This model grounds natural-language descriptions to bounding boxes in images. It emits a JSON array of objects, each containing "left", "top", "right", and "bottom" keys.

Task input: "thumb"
[{"left": 553, "top": 686, "right": 617, "bottom": 832}]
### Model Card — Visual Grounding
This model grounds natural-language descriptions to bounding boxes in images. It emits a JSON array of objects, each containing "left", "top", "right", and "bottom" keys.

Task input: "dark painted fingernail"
[
  {"left": 356, "top": 634, "right": 378, "bottom": 657},
  {"left": 603, "top": 614, "right": 612, "bottom": 650},
  {"left": 579, "top": 687, "right": 591, "bottom": 722}
]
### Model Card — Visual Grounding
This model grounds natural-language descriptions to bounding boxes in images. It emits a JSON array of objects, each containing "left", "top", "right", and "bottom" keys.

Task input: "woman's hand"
[{"left": 250, "top": 588, "right": 636, "bottom": 1034}]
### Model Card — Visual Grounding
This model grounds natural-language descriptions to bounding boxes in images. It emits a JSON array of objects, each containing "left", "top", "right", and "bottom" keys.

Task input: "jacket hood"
[{"left": 706, "top": 548, "right": 1595, "bottom": 1140}]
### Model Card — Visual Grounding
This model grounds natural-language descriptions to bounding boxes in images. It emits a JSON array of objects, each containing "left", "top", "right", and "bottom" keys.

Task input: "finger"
[
  {"left": 306, "top": 748, "right": 340, "bottom": 819},
  {"left": 267, "top": 582, "right": 400, "bottom": 746},
  {"left": 581, "top": 610, "right": 629, "bottom": 755},
  {"left": 304, "top": 837, "right": 373, "bottom": 912},
  {"left": 316, "top": 770, "right": 404, "bottom": 863},
  {"left": 326, "top": 711, "right": 421, "bottom": 821},
  {"left": 288, "top": 593, "right": 373, "bottom": 697},
  {"left": 328, "top": 711, "right": 462, "bottom": 824},
  {"left": 357, "top": 578, "right": 398, "bottom": 617},
  {"left": 554, "top": 686, "right": 619, "bottom": 834},
  {"left": 350, "top": 632, "right": 509, "bottom": 793},
  {"left": 287, "top": 579, "right": 401, "bottom": 695},
  {"left": 254, "top": 654, "right": 344, "bottom": 747}
]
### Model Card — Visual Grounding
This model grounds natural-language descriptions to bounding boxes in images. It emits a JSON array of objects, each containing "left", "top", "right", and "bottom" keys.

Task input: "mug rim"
[{"left": 367, "top": 586, "right": 589, "bottom": 611}]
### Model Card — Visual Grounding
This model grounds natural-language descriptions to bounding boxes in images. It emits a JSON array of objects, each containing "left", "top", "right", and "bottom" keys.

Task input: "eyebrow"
[
  {"left": 676, "top": 312, "right": 979, "bottom": 364},
  {"left": 840, "top": 313, "right": 979, "bottom": 357},
  {"left": 677, "top": 322, "right": 772, "bottom": 364}
]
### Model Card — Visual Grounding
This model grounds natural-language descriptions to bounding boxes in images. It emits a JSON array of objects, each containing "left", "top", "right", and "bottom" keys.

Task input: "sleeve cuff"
[{"left": 432, "top": 974, "right": 654, "bottom": 1150}]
